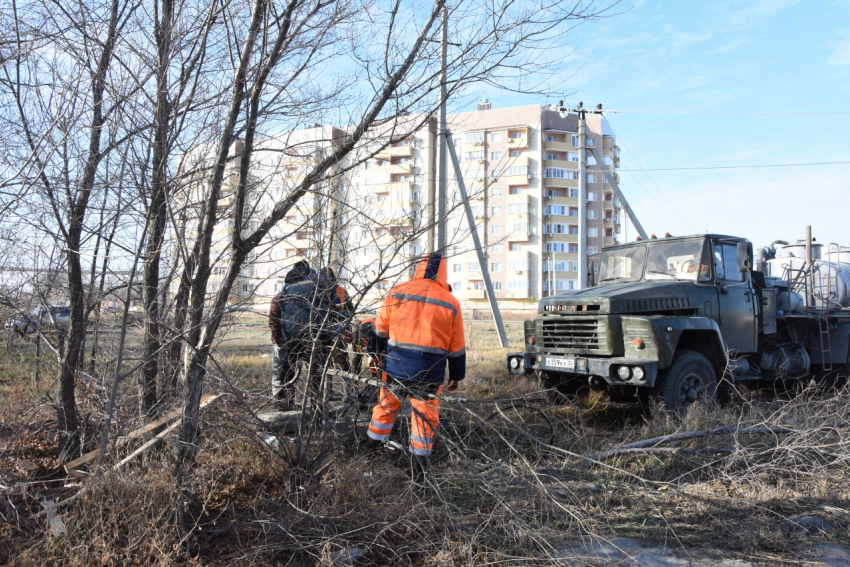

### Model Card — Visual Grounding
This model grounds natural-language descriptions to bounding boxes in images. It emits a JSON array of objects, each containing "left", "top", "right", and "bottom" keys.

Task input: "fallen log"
[{"left": 589, "top": 422, "right": 849, "bottom": 462}]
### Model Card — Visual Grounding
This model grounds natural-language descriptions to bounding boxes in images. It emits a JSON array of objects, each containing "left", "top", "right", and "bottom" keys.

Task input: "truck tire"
[
  {"left": 539, "top": 371, "right": 585, "bottom": 404},
  {"left": 656, "top": 350, "right": 717, "bottom": 416}
]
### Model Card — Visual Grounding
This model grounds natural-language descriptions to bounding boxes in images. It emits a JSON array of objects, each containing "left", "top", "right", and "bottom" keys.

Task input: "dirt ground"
[{"left": 1, "top": 314, "right": 850, "bottom": 566}]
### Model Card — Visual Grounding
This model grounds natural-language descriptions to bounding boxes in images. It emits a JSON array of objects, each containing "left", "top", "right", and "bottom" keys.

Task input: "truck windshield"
[
  {"left": 599, "top": 245, "right": 647, "bottom": 282},
  {"left": 645, "top": 239, "right": 710, "bottom": 282}
]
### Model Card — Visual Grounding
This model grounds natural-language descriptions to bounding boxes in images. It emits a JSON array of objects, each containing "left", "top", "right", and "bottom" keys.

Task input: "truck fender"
[{"left": 646, "top": 317, "right": 728, "bottom": 376}]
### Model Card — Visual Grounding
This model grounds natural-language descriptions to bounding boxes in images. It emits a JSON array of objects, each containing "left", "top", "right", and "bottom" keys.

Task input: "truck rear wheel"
[{"left": 656, "top": 350, "right": 717, "bottom": 416}]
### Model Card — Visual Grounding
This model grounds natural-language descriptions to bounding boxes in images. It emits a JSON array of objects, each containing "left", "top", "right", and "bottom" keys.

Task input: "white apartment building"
[{"left": 178, "top": 102, "right": 623, "bottom": 310}]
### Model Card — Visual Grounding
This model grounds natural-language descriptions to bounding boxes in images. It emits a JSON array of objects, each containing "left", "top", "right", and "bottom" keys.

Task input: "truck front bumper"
[{"left": 507, "top": 352, "right": 658, "bottom": 387}]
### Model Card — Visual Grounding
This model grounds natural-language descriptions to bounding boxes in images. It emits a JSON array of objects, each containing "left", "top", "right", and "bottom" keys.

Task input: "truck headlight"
[
  {"left": 617, "top": 366, "right": 631, "bottom": 380},
  {"left": 510, "top": 357, "right": 520, "bottom": 370},
  {"left": 632, "top": 366, "right": 645, "bottom": 380}
]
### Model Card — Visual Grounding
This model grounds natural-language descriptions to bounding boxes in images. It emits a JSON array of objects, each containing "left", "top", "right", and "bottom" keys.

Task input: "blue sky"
[{"left": 486, "top": 0, "right": 850, "bottom": 249}]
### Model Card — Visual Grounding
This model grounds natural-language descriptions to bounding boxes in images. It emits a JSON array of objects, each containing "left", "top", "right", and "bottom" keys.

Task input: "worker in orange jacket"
[{"left": 360, "top": 253, "right": 465, "bottom": 484}]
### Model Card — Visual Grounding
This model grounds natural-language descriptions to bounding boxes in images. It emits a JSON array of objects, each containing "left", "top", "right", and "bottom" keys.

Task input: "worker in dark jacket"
[
  {"left": 269, "top": 260, "right": 342, "bottom": 409},
  {"left": 361, "top": 253, "right": 465, "bottom": 484}
]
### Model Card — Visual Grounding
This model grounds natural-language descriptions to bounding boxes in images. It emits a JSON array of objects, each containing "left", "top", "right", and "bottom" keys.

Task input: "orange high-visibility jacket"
[{"left": 375, "top": 254, "right": 465, "bottom": 384}]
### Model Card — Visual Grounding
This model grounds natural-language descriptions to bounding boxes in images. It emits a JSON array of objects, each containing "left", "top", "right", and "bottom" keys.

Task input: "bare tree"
[{"left": 168, "top": 0, "right": 617, "bottom": 480}]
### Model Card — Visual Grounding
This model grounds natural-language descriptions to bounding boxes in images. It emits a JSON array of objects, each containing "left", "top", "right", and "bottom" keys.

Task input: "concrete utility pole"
[
  {"left": 446, "top": 131, "right": 509, "bottom": 348},
  {"left": 590, "top": 147, "right": 648, "bottom": 240},
  {"left": 436, "top": 6, "right": 448, "bottom": 254},
  {"left": 578, "top": 106, "right": 588, "bottom": 289}
]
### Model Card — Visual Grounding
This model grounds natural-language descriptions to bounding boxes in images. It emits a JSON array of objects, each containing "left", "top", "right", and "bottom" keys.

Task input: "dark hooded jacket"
[{"left": 269, "top": 262, "right": 342, "bottom": 345}]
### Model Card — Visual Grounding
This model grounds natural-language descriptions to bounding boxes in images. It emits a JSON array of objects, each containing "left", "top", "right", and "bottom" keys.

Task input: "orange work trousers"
[{"left": 367, "top": 373, "right": 442, "bottom": 456}]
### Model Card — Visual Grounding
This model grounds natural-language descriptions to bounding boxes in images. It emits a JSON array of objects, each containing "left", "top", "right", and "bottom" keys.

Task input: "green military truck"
[{"left": 506, "top": 233, "right": 850, "bottom": 414}]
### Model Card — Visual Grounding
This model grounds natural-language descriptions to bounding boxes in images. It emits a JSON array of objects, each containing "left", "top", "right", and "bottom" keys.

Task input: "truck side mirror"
[{"left": 736, "top": 241, "right": 750, "bottom": 273}]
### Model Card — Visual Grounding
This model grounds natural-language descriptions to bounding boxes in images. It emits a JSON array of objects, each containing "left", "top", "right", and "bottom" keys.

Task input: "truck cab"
[{"left": 507, "top": 234, "right": 762, "bottom": 413}]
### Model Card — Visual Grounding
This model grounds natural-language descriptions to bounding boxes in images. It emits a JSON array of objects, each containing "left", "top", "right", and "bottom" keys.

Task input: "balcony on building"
[
  {"left": 370, "top": 180, "right": 413, "bottom": 194},
  {"left": 506, "top": 127, "right": 529, "bottom": 149},
  {"left": 603, "top": 199, "right": 615, "bottom": 212},
  {"left": 372, "top": 161, "right": 416, "bottom": 176},
  {"left": 604, "top": 236, "right": 617, "bottom": 247},
  {"left": 377, "top": 142, "right": 414, "bottom": 158},
  {"left": 602, "top": 135, "right": 615, "bottom": 152},
  {"left": 500, "top": 155, "right": 530, "bottom": 186},
  {"left": 464, "top": 288, "right": 486, "bottom": 299},
  {"left": 543, "top": 192, "right": 579, "bottom": 206},
  {"left": 543, "top": 139, "right": 575, "bottom": 153},
  {"left": 543, "top": 232, "right": 578, "bottom": 243},
  {"left": 544, "top": 159, "right": 579, "bottom": 171}
]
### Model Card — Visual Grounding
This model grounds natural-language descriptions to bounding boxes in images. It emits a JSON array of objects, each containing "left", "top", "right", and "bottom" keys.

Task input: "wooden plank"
[
  {"left": 64, "top": 393, "right": 217, "bottom": 474},
  {"left": 113, "top": 421, "right": 180, "bottom": 469},
  {"left": 112, "top": 394, "right": 221, "bottom": 469}
]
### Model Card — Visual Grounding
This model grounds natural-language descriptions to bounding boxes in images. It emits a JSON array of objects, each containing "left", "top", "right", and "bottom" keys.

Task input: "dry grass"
[{"left": 2, "top": 317, "right": 850, "bottom": 565}]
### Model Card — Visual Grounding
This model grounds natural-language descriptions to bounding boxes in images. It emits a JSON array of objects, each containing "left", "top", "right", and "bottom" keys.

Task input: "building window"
[
  {"left": 464, "top": 150, "right": 484, "bottom": 161},
  {"left": 568, "top": 152, "right": 579, "bottom": 162},
  {"left": 492, "top": 281, "right": 502, "bottom": 290},
  {"left": 571, "top": 135, "right": 579, "bottom": 148},
  {"left": 587, "top": 173, "right": 597, "bottom": 183},
  {"left": 510, "top": 150, "right": 521, "bottom": 157},
  {"left": 490, "top": 224, "right": 502, "bottom": 234},
  {"left": 490, "top": 244, "right": 502, "bottom": 253},
  {"left": 376, "top": 193, "right": 388, "bottom": 201},
  {"left": 508, "top": 222, "right": 528, "bottom": 232},
  {"left": 509, "top": 131, "right": 523, "bottom": 139},
  {"left": 588, "top": 191, "right": 597, "bottom": 201},
  {"left": 490, "top": 133, "right": 501, "bottom": 143},
  {"left": 587, "top": 138, "right": 596, "bottom": 147},
  {"left": 588, "top": 210, "right": 598, "bottom": 219},
  {"left": 453, "top": 263, "right": 462, "bottom": 273},
  {"left": 509, "top": 187, "right": 521, "bottom": 195},
  {"left": 569, "top": 244, "right": 579, "bottom": 253},
  {"left": 588, "top": 246, "right": 599, "bottom": 255},
  {"left": 572, "top": 261, "right": 579, "bottom": 272},
  {"left": 569, "top": 188, "right": 579, "bottom": 198},
  {"left": 490, "top": 151, "right": 501, "bottom": 161},
  {"left": 506, "top": 203, "right": 528, "bottom": 214},
  {"left": 546, "top": 153, "right": 558, "bottom": 160},
  {"left": 464, "top": 132, "right": 485, "bottom": 143},
  {"left": 508, "top": 165, "right": 527, "bottom": 176},
  {"left": 543, "top": 168, "right": 565, "bottom": 179},
  {"left": 490, "top": 187, "right": 502, "bottom": 197},
  {"left": 509, "top": 243, "right": 523, "bottom": 251},
  {"left": 508, "top": 279, "right": 528, "bottom": 289},
  {"left": 473, "top": 281, "right": 485, "bottom": 290},
  {"left": 490, "top": 262, "right": 502, "bottom": 272},
  {"left": 588, "top": 227, "right": 598, "bottom": 237},
  {"left": 569, "top": 208, "right": 578, "bottom": 217},
  {"left": 491, "top": 206, "right": 502, "bottom": 215},
  {"left": 507, "top": 260, "right": 528, "bottom": 270},
  {"left": 242, "top": 284, "right": 249, "bottom": 292},
  {"left": 546, "top": 135, "right": 557, "bottom": 142},
  {"left": 467, "top": 261, "right": 480, "bottom": 271}
]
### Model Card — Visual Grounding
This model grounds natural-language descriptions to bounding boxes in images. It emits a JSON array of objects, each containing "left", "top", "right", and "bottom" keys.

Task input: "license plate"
[{"left": 545, "top": 356, "right": 575, "bottom": 370}]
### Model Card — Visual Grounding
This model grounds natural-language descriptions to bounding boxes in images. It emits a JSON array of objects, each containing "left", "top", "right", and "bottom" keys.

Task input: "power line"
[
  {"left": 611, "top": 111, "right": 850, "bottom": 116},
  {"left": 609, "top": 100, "right": 850, "bottom": 112},
  {"left": 618, "top": 160, "right": 850, "bottom": 172},
  {"left": 604, "top": 118, "right": 697, "bottom": 233}
]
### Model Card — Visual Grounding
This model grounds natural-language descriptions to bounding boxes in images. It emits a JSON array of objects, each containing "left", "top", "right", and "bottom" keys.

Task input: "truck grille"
[{"left": 540, "top": 317, "right": 605, "bottom": 351}]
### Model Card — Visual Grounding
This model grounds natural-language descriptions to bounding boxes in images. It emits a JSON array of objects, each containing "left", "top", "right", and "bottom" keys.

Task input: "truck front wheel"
[
  {"left": 656, "top": 350, "right": 717, "bottom": 416},
  {"left": 539, "top": 371, "right": 586, "bottom": 404}
]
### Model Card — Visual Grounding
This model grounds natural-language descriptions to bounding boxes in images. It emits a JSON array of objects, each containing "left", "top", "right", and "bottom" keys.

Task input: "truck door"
[{"left": 713, "top": 241, "right": 757, "bottom": 353}]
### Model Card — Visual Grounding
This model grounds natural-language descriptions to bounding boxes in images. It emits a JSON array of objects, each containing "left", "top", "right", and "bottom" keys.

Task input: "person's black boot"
[
  {"left": 411, "top": 455, "right": 435, "bottom": 489},
  {"left": 358, "top": 437, "right": 382, "bottom": 454}
]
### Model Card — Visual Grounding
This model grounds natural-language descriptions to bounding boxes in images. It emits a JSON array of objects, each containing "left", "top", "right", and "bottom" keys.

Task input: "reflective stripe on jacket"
[{"left": 375, "top": 253, "right": 465, "bottom": 384}]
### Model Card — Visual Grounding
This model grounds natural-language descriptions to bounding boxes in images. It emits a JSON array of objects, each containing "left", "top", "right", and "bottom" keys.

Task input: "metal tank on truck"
[{"left": 506, "top": 229, "right": 850, "bottom": 416}]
